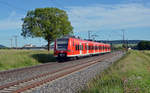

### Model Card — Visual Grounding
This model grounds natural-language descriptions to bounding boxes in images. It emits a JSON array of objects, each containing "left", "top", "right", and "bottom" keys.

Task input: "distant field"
[
  {"left": 112, "top": 44, "right": 137, "bottom": 48},
  {"left": 0, "top": 49, "right": 55, "bottom": 71},
  {"left": 81, "top": 50, "right": 150, "bottom": 93}
]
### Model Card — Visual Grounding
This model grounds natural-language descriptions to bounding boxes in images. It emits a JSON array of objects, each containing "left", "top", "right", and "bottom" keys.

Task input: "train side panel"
[{"left": 54, "top": 37, "right": 111, "bottom": 58}]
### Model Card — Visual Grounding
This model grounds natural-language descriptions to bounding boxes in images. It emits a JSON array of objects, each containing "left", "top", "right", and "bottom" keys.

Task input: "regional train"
[{"left": 54, "top": 36, "right": 111, "bottom": 60}]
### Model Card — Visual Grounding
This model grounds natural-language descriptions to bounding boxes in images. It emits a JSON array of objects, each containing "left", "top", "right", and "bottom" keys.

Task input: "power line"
[
  {"left": 14, "top": 35, "right": 18, "bottom": 49},
  {"left": 122, "top": 29, "right": 125, "bottom": 43},
  {"left": 10, "top": 38, "right": 13, "bottom": 48},
  {"left": 88, "top": 30, "right": 91, "bottom": 40}
]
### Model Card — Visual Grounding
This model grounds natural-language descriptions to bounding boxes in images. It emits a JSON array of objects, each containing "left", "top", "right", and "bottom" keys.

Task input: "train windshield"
[{"left": 56, "top": 38, "right": 68, "bottom": 50}]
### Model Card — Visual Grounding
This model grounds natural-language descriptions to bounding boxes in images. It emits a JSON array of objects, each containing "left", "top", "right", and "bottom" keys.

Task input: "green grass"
[
  {"left": 80, "top": 50, "right": 150, "bottom": 93},
  {"left": 112, "top": 44, "right": 137, "bottom": 50},
  {"left": 0, "top": 49, "right": 56, "bottom": 71}
]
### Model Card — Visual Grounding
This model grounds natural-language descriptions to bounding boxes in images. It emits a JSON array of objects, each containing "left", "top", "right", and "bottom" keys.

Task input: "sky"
[{"left": 0, "top": 0, "right": 150, "bottom": 47}]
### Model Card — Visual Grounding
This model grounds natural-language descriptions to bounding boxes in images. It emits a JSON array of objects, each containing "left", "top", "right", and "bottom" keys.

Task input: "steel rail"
[{"left": 0, "top": 52, "right": 120, "bottom": 93}]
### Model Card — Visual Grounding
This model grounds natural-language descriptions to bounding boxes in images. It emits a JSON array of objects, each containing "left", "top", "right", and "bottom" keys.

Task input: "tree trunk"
[{"left": 48, "top": 40, "right": 50, "bottom": 51}]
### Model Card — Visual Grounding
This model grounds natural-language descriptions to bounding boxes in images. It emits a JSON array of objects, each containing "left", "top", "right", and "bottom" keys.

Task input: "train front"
[{"left": 54, "top": 38, "right": 69, "bottom": 59}]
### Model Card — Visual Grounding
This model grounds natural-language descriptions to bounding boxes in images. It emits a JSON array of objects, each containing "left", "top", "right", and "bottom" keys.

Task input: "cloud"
[
  {"left": 0, "top": 11, "right": 23, "bottom": 30},
  {"left": 67, "top": 3, "right": 150, "bottom": 32}
]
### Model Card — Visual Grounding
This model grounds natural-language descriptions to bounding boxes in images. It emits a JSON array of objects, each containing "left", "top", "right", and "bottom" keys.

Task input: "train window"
[
  {"left": 78, "top": 45, "right": 80, "bottom": 50},
  {"left": 86, "top": 45, "right": 87, "bottom": 50},
  {"left": 86, "top": 45, "right": 88, "bottom": 50},
  {"left": 80, "top": 45, "right": 81, "bottom": 50},
  {"left": 73, "top": 41, "right": 74, "bottom": 46},
  {"left": 76, "top": 44, "right": 79, "bottom": 51},
  {"left": 85, "top": 44, "right": 87, "bottom": 50},
  {"left": 82, "top": 45, "right": 84, "bottom": 50},
  {"left": 75, "top": 45, "right": 78, "bottom": 50},
  {"left": 80, "top": 45, "right": 83, "bottom": 50},
  {"left": 56, "top": 38, "right": 68, "bottom": 50}
]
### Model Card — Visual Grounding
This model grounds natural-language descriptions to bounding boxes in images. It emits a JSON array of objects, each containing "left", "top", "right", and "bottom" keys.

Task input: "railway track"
[
  {"left": 0, "top": 54, "right": 107, "bottom": 85},
  {"left": 0, "top": 51, "right": 122, "bottom": 93}
]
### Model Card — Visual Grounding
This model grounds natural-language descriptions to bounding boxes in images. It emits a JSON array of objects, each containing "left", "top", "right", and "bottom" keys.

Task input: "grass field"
[
  {"left": 0, "top": 49, "right": 55, "bottom": 71},
  {"left": 81, "top": 50, "right": 150, "bottom": 93}
]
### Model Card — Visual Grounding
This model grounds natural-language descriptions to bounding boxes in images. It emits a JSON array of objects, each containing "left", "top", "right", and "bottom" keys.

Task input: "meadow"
[
  {"left": 0, "top": 49, "right": 55, "bottom": 71},
  {"left": 81, "top": 50, "right": 150, "bottom": 93}
]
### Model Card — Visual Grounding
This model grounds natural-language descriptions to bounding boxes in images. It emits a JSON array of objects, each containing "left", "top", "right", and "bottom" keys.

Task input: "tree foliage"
[
  {"left": 21, "top": 7, "right": 73, "bottom": 51},
  {"left": 137, "top": 41, "right": 150, "bottom": 50}
]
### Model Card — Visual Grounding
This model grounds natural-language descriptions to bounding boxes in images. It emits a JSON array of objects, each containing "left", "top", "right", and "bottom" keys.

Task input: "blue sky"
[{"left": 0, "top": 0, "right": 150, "bottom": 47}]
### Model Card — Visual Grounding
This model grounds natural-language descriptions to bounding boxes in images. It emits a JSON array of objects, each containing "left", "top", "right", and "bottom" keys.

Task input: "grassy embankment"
[
  {"left": 0, "top": 49, "right": 55, "bottom": 71},
  {"left": 81, "top": 50, "right": 150, "bottom": 93}
]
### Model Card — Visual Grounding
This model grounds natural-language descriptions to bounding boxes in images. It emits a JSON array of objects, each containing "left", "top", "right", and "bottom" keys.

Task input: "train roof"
[{"left": 57, "top": 37, "right": 110, "bottom": 46}]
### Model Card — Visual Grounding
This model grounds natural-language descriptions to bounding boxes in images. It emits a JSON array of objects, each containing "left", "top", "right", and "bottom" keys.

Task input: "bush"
[{"left": 137, "top": 41, "right": 150, "bottom": 50}]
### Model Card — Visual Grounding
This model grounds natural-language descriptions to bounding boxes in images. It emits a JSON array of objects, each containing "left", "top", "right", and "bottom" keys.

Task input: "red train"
[{"left": 54, "top": 37, "right": 111, "bottom": 60}]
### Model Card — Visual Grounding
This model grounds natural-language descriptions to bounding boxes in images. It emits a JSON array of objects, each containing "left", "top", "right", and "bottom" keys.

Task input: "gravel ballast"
[
  {"left": 27, "top": 52, "right": 125, "bottom": 93},
  {"left": 0, "top": 55, "right": 101, "bottom": 86}
]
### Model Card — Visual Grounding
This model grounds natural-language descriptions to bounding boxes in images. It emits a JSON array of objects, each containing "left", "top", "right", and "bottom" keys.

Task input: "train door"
[
  {"left": 87, "top": 43, "right": 89, "bottom": 54},
  {"left": 94, "top": 44, "right": 95, "bottom": 54},
  {"left": 80, "top": 42, "right": 82, "bottom": 55}
]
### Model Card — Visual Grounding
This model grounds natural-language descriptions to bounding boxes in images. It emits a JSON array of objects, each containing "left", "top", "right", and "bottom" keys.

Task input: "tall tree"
[{"left": 21, "top": 8, "right": 73, "bottom": 51}]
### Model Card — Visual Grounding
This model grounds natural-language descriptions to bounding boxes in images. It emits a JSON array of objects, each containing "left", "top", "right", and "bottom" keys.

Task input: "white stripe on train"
[{"left": 54, "top": 51, "right": 110, "bottom": 57}]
